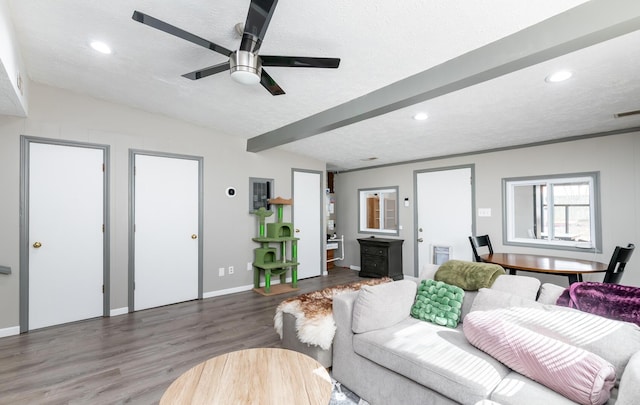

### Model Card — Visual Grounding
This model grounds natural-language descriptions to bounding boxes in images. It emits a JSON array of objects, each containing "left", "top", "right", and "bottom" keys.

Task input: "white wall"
[
  {"left": 334, "top": 132, "right": 640, "bottom": 288},
  {"left": 0, "top": 83, "right": 326, "bottom": 330}
]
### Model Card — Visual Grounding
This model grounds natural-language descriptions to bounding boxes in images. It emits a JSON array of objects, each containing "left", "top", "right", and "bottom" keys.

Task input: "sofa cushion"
[
  {"left": 490, "top": 274, "right": 541, "bottom": 301},
  {"left": 616, "top": 352, "right": 640, "bottom": 405},
  {"left": 469, "top": 288, "right": 543, "bottom": 314},
  {"left": 411, "top": 279, "right": 464, "bottom": 328},
  {"left": 469, "top": 289, "right": 640, "bottom": 380},
  {"left": 459, "top": 276, "right": 539, "bottom": 323},
  {"left": 537, "top": 282, "right": 566, "bottom": 305},
  {"left": 464, "top": 309, "right": 616, "bottom": 405},
  {"left": 352, "top": 280, "right": 416, "bottom": 334},
  {"left": 353, "top": 317, "right": 510, "bottom": 404},
  {"left": 490, "top": 372, "right": 583, "bottom": 405}
]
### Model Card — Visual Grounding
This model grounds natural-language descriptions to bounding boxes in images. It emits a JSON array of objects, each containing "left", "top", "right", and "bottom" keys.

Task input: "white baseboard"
[
  {"left": 110, "top": 307, "right": 129, "bottom": 317},
  {"left": 350, "top": 265, "right": 361, "bottom": 271},
  {"left": 203, "top": 278, "right": 292, "bottom": 299},
  {"left": 0, "top": 326, "right": 20, "bottom": 338},
  {"left": 203, "top": 284, "right": 254, "bottom": 298}
]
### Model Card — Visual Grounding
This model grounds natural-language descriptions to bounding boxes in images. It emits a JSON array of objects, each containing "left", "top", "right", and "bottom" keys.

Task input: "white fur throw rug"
[{"left": 274, "top": 278, "right": 392, "bottom": 350}]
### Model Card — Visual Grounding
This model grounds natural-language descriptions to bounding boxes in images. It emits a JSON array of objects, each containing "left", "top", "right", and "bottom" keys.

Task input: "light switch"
[{"left": 478, "top": 208, "right": 492, "bottom": 217}]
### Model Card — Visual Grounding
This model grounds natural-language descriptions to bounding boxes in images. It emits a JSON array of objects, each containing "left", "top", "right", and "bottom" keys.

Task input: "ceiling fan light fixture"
[
  {"left": 230, "top": 50, "right": 261, "bottom": 85},
  {"left": 231, "top": 70, "right": 261, "bottom": 85}
]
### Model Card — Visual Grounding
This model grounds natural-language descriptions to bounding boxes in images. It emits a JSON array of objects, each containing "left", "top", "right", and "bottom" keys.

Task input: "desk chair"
[
  {"left": 469, "top": 235, "right": 493, "bottom": 262},
  {"left": 603, "top": 243, "right": 635, "bottom": 284}
]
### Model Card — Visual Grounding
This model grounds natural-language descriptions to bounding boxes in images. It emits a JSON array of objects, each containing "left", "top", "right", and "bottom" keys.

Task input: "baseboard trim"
[
  {"left": 203, "top": 278, "right": 293, "bottom": 299},
  {"left": 350, "top": 265, "right": 361, "bottom": 271},
  {"left": 110, "top": 307, "right": 129, "bottom": 317},
  {"left": 0, "top": 326, "right": 20, "bottom": 338}
]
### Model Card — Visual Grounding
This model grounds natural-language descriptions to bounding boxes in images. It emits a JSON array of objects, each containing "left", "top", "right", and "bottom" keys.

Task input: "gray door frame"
[
  {"left": 19, "top": 135, "right": 110, "bottom": 333},
  {"left": 128, "top": 149, "right": 204, "bottom": 312}
]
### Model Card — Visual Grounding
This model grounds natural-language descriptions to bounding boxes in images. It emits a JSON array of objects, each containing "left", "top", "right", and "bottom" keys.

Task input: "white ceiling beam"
[{"left": 247, "top": 0, "right": 640, "bottom": 152}]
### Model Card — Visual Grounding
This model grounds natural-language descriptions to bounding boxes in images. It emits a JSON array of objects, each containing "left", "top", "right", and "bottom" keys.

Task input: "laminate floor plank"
[{"left": 0, "top": 268, "right": 361, "bottom": 404}]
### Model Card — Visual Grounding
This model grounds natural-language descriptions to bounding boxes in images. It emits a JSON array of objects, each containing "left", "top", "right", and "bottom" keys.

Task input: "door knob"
[
  {"left": 295, "top": 229, "right": 300, "bottom": 233},
  {"left": 33, "top": 241, "right": 42, "bottom": 248},
  {"left": 191, "top": 234, "right": 198, "bottom": 239},
  {"left": 417, "top": 238, "right": 424, "bottom": 243}
]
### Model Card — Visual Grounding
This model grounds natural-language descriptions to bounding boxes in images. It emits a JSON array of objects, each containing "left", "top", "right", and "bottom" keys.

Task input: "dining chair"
[
  {"left": 602, "top": 243, "right": 635, "bottom": 284},
  {"left": 468, "top": 235, "right": 493, "bottom": 262}
]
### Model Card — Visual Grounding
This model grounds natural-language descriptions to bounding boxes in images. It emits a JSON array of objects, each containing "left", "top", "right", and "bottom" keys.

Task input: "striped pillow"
[{"left": 464, "top": 309, "right": 616, "bottom": 405}]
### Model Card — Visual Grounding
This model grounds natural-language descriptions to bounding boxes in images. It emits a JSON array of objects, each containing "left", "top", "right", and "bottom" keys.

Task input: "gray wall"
[
  {"left": 334, "top": 132, "right": 640, "bottom": 288},
  {"left": 0, "top": 83, "right": 326, "bottom": 330}
]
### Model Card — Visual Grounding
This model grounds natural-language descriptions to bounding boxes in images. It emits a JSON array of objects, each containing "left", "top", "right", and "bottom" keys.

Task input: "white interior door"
[
  {"left": 28, "top": 142, "right": 104, "bottom": 330},
  {"left": 293, "top": 170, "right": 322, "bottom": 279},
  {"left": 416, "top": 167, "right": 473, "bottom": 273},
  {"left": 134, "top": 154, "right": 200, "bottom": 311}
]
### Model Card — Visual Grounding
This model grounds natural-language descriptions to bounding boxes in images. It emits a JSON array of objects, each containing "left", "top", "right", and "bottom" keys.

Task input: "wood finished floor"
[{"left": 0, "top": 268, "right": 361, "bottom": 404}]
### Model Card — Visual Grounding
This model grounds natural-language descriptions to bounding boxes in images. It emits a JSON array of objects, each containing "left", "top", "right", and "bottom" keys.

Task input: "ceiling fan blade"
[
  {"left": 240, "top": 0, "right": 278, "bottom": 53},
  {"left": 261, "top": 56, "right": 341, "bottom": 68},
  {"left": 182, "top": 62, "right": 231, "bottom": 80},
  {"left": 132, "top": 11, "right": 232, "bottom": 57},
  {"left": 260, "top": 69, "right": 285, "bottom": 96}
]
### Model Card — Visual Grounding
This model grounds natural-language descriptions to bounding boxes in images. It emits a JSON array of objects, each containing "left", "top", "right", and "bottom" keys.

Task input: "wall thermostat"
[{"left": 226, "top": 187, "right": 237, "bottom": 197}]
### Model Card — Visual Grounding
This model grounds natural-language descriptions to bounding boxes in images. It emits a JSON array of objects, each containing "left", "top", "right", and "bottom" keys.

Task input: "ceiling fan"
[{"left": 132, "top": 0, "right": 340, "bottom": 96}]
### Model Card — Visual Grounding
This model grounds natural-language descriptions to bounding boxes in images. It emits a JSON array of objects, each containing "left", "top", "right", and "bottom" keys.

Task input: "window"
[
  {"left": 503, "top": 172, "right": 601, "bottom": 252},
  {"left": 358, "top": 187, "right": 399, "bottom": 236}
]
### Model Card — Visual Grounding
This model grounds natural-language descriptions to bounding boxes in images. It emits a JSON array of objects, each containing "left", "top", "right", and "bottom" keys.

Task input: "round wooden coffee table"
[{"left": 160, "top": 348, "right": 332, "bottom": 404}]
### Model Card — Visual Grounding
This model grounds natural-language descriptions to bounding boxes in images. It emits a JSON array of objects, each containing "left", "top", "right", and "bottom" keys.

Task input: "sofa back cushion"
[
  {"left": 537, "top": 282, "right": 566, "bottom": 304},
  {"left": 459, "top": 275, "right": 541, "bottom": 323},
  {"left": 352, "top": 280, "right": 417, "bottom": 334},
  {"left": 490, "top": 274, "right": 541, "bottom": 301}
]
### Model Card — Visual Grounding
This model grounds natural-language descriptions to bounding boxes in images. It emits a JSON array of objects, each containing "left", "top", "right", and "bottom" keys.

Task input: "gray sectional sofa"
[{"left": 332, "top": 272, "right": 640, "bottom": 405}]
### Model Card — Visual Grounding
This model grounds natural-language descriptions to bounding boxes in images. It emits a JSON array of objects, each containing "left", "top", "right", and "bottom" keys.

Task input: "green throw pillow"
[{"left": 411, "top": 279, "right": 465, "bottom": 328}]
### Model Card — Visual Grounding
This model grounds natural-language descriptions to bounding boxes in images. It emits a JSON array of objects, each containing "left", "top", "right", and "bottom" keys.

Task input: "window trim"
[{"left": 502, "top": 172, "right": 602, "bottom": 253}]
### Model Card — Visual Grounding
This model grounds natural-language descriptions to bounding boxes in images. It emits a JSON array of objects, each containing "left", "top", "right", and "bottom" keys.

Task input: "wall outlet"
[
  {"left": 218, "top": 267, "right": 225, "bottom": 277},
  {"left": 247, "top": 262, "right": 253, "bottom": 271},
  {"left": 228, "top": 266, "right": 234, "bottom": 275}
]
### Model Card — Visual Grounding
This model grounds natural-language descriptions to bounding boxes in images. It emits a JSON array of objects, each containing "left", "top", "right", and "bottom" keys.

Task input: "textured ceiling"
[{"left": 5, "top": 0, "right": 640, "bottom": 170}]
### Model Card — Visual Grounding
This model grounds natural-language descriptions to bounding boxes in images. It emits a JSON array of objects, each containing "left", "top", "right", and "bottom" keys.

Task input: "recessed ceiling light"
[
  {"left": 545, "top": 70, "right": 572, "bottom": 83},
  {"left": 413, "top": 112, "right": 428, "bottom": 121},
  {"left": 90, "top": 41, "right": 112, "bottom": 54}
]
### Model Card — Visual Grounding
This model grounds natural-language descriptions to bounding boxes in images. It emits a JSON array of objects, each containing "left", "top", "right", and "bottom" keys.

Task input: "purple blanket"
[{"left": 557, "top": 282, "right": 640, "bottom": 326}]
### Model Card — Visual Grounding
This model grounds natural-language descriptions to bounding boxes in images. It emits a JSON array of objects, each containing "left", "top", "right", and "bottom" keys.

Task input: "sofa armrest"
[
  {"left": 616, "top": 351, "right": 640, "bottom": 405},
  {"left": 333, "top": 291, "right": 359, "bottom": 336},
  {"left": 332, "top": 291, "right": 359, "bottom": 381}
]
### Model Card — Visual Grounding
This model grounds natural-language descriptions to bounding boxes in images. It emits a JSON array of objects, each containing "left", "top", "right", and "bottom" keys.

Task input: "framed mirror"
[{"left": 358, "top": 186, "right": 399, "bottom": 236}]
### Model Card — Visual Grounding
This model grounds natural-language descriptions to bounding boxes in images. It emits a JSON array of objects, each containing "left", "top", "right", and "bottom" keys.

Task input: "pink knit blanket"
[{"left": 556, "top": 282, "right": 640, "bottom": 326}]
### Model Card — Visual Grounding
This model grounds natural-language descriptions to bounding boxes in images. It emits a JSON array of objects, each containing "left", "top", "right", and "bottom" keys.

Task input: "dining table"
[{"left": 480, "top": 252, "right": 609, "bottom": 284}]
